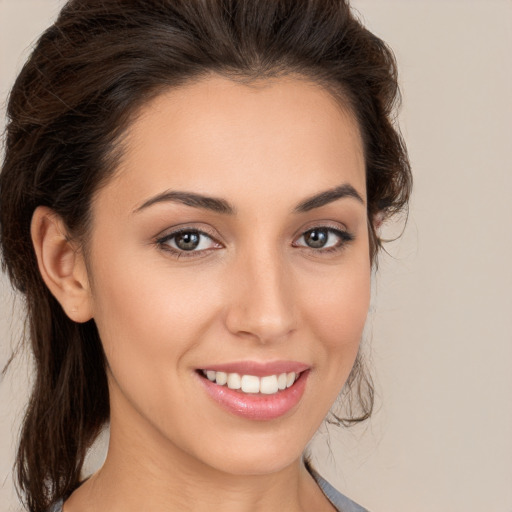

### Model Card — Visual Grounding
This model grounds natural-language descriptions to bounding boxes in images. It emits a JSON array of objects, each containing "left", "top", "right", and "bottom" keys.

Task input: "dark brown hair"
[{"left": 0, "top": 1, "right": 411, "bottom": 510}]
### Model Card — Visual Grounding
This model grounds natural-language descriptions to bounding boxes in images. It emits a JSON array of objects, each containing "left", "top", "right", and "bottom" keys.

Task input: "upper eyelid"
[
  {"left": 292, "top": 221, "right": 350, "bottom": 240},
  {"left": 156, "top": 223, "right": 348, "bottom": 239},
  {"left": 156, "top": 225, "right": 220, "bottom": 243},
  {"left": 293, "top": 226, "right": 353, "bottom": 245},
  {"left": 298, "top": 226, "right": 349, "bottom": 237}
]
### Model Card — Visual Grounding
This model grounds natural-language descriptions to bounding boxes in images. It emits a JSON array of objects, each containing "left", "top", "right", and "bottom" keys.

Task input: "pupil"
[
  {"left": 305, "top": 229, "right": 328, "bottom": 248},
  {"left": 176, "top": 232, "right": 200, "bottom": 250}
]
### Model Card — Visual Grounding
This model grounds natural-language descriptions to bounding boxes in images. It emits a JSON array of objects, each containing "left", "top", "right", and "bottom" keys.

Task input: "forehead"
[{"left": 100, "top": 75, "right": 366, "bottom": 214}]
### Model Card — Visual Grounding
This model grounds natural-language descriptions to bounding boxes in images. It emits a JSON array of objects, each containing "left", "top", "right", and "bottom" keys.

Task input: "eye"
[
  {"left": 294, "top": 227, "right": 353, "bottom": 251},
  {"left": 156, "top": 228, "right": 221, "bottom": 255}
]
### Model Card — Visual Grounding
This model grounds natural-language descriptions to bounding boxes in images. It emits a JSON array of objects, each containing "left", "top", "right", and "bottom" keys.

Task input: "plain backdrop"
[{"left": 1, "top": 1, "right": 511, "bottom": 511}]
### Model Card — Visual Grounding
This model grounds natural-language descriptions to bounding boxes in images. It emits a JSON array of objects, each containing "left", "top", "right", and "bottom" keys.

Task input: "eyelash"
[
  {"left": 155, "top": 225, "right": 354, "bottom": 259},
  {"left": 293, "top": 226, "right": 354, "bottom": 254},
  {"left": 155, "top": 227, "right": 221, "bottom": 259}
]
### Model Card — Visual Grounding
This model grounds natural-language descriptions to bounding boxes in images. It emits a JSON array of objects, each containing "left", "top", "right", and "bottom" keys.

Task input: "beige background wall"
[{"left": 1, "top": 1, "right": 511, "bottom": 511}]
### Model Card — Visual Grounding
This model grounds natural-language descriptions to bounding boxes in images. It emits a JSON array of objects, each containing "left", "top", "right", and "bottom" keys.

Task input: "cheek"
[
  {"left": 88, "top": 255, "right": 219, "bottom": 433},
  {"left": 89, "top": 244, "right": 226, "bottom": 386},
  {"left": 303, "top": 259, "right": 371, "bottom": 371}
]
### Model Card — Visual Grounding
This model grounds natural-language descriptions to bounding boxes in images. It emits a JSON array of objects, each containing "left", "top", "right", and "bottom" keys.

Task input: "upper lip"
[{"left": 198, "top": 360, "right": 310, "bottom": 377}]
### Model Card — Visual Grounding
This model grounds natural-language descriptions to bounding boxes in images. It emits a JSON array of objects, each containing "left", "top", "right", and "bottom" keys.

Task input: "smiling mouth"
[{"left": 199, "top": 370, "right": 301, "bottom": 395}]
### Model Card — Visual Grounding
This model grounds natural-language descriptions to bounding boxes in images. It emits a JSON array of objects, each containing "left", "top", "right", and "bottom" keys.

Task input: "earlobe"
[{"left": 30, "top": 206, "right": 93, "bottom": 323}]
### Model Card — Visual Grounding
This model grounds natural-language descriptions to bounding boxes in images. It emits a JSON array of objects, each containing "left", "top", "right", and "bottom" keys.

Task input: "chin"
[
  {"left": 207, "top": 447, "right": 302, "bottom": 477},
  {"left": 183, "top": 422, "right": 315, "bottom": 477}
]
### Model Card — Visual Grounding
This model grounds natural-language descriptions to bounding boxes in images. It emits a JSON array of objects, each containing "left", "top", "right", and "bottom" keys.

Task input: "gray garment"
[
  {"left": 47, "top": 470, "right": 369, "bottom": 512},
  {"left": 309, "top": 468, "right": 369, "bottom": 512},
  {"left": 47, "top": 502, "right": 63, "bottom": 512}
]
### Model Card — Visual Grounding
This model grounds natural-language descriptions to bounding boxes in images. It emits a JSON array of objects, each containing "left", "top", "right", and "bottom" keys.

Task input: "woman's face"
[{"left": 86, "top": 75, "right": 370, "bottom": 475}]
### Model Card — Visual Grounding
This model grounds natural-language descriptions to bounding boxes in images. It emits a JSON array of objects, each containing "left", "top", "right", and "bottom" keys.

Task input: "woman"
[{"left": 0, "top": 1, "right": 411, "bottom": 511}]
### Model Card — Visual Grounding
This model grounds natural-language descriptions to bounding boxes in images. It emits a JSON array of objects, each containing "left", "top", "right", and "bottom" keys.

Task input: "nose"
[{"left": 224, "top": 247, "right": 297, "bottom": 344}]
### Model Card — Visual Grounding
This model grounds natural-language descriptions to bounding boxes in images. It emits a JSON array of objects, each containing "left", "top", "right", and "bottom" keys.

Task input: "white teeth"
[
  {"left": 260, "top": 375, "right": 279, "bottom": 394},
  {"left": 227, "top": 373, "right": 241, "bottom": 390},
  {"left": 202, "top": 370, "right": 301, "bottom": 395},
  {"left": 215, "top": 371, "right": 227, "bottom": 386},
  {"left": 286, "top": 372, "right": 296, "bottom": 388},
  {"left": 241, "top": 375, "right": 260, "bottom": 393}
]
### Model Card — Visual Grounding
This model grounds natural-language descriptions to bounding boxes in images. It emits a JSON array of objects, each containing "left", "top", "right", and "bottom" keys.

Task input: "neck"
[
  {"left": 90, "top": 451, "right": 306, "bottom": 512},
  {"left": 65, "top": 403, "right": 331, "bottom": 512}
]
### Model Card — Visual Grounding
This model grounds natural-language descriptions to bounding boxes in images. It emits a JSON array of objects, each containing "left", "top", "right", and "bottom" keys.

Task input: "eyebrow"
[
  {"left": 134, "top": 190, "right": 235, "bottom": 215},
  {"left": 133, "top": 182, "right": 364, "bottom": 215},
  {"left": 293, "top": 183, "right": 365, "bottom": 212}
]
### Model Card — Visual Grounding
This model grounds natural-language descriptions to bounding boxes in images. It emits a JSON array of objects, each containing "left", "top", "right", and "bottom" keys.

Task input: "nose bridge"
[{"left": 225, "top": 242, "right": 296, "bottom": 343}]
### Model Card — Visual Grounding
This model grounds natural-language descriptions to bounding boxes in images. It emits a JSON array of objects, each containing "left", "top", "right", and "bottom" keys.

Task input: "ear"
[{"left": 31, "top": 206, "right": 93, "bottom": 323}]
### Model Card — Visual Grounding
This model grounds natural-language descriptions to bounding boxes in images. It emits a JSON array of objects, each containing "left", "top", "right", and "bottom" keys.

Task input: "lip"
[
  {"left": 196, "top": 361, "right": 310, "bottom": 421},
  {"left": 198, "top": 360, "right": 310, "bottom": 377}
]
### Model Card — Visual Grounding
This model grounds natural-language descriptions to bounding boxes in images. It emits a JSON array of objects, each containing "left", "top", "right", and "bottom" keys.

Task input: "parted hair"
[{"left": 0, "top": 1, "right": 411, "bottom": 510}]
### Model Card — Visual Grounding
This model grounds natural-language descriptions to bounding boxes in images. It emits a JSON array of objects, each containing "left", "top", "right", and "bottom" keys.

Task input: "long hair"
[{"left": 0, "top": 1, "right": 411, "bottom": 510}]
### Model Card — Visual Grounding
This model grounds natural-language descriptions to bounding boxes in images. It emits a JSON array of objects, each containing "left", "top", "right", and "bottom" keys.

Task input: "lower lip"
[{"left": 198, "top": 371, "right": 309, "bottom": 421}]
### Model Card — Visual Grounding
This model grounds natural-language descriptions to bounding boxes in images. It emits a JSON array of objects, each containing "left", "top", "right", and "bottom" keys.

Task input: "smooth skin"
[{"left": 31, "top": 75, "right": 371, "bottom": 512}]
